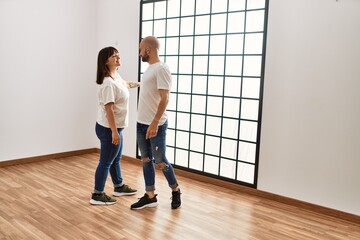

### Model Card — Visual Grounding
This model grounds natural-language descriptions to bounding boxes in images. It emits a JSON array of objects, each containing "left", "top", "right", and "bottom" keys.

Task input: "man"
[{"left": 131, "top": 36, "right": 181, "bottom": 210}]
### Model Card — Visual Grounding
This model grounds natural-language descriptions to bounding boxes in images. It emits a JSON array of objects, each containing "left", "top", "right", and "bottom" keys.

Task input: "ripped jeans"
[{"left": 137, "top": 121, "right": 178, "bottom": 192}]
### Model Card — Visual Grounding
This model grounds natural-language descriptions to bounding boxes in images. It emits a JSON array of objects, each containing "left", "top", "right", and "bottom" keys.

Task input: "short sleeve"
[
  {"left": 156, "top": 65, "right": 172, "bottom": 90},
  {"left": 99, "top": 84, "right": 115, "bottom": 105}
]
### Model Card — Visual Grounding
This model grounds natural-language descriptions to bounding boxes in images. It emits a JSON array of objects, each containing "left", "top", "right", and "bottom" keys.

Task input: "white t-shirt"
[
  {"left": 137, "top": 62, "right": 172, "bottom": 125},
  {"left": 97, "top": 74, "right": 129, "bottom": 128}
]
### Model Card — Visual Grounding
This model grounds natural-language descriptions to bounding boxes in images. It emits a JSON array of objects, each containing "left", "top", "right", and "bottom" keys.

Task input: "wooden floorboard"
[{"left": 0, "top": 153, "right": 359, "bottom": 240}]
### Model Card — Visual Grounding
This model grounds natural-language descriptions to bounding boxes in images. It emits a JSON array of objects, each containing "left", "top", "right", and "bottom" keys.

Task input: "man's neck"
[{"left": 148, "top": 56, "right": 160, "bottom": 65}]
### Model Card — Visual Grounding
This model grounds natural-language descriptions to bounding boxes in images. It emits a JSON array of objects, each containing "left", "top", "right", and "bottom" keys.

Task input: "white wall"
[
  {"left": 259, "top": 0, "right": 360, "bottom": 215},
  {"left": 95, "top": 0, "right": 140, "bottom": 157},
  {"left": 0, "top": 0, "right": 140, "bottom": 161},
  {"left": 0, "top": 0, "right": 99, "bottom": 161},
  {"left": 1, "top": 0, "right": 359, "bottom": 216}
]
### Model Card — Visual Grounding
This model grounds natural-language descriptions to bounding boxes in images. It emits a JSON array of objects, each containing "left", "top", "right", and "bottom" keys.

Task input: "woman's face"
[{"left": 106, "top": 52, "right": 121, "bottom": 69}]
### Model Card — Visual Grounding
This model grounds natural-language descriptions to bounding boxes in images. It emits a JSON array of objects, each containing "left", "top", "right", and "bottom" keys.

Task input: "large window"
[{"left": 139, "top": 0, "right": 268, "bottom": 188}]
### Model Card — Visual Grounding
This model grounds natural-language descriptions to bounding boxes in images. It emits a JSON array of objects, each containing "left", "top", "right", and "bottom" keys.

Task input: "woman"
[{"left": 90, "top": 47, "right": 139, "bottom": 205}]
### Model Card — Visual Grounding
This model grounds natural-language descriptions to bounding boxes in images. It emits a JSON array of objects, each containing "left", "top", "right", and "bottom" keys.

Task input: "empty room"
[{"left": 0, "top": 0, "right": 359, "bottom": 239}]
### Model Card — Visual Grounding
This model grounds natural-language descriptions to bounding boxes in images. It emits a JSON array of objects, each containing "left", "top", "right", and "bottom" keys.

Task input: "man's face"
[{"left": 139, "top": 41, "right": 150, "bottom": 62}]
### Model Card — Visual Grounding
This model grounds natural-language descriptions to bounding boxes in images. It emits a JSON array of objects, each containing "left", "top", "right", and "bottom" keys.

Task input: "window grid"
[{"left": 139, "top": 0, "right": 268, "bottom": 188}]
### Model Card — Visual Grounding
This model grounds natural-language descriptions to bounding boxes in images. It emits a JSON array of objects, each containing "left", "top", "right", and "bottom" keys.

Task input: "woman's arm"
[{"left": 104, "top": 102, "right": 120, "bottom": 145}]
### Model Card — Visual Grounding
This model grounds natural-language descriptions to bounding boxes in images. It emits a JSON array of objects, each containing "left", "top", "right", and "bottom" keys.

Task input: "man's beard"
[{"left": 141, "top": 53, "right": 149, "bottom": 62}]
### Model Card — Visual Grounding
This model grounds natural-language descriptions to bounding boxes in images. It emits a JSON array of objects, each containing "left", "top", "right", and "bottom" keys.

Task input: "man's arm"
[{"left": 146, "top": 89, "right": 169, "bottom": 139}]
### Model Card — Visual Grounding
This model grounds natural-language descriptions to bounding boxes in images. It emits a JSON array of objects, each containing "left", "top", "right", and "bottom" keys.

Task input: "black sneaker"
[
  {"left": 171, "top": 189, "right": 181, "bottom": 209},
  {"left": 130, "top": 193, "right": 158, "bottom": 210},
  {"left": 113, "top": 184, "right": 137, "bottom": 197},
  {"left": 90, "top": 192, "right": 116, "bottom": 205}
]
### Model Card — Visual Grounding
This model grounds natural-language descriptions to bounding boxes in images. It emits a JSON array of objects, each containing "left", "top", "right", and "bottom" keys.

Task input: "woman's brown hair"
[{"left": 96, "top": 47, "right": 118, "bottom": 85}]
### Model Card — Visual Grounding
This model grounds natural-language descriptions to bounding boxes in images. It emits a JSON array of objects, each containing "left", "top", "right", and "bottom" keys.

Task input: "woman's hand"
[
  {"left": 112, "top": 131, "right": 120, "bottom": 145},
  {"left": 127, "top": 81, "right": 140, "bottom": 88}
]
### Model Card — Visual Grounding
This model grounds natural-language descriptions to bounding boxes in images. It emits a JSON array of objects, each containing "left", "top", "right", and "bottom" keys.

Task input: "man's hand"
[{"left": 146, "top": 121, "right": 158, "bottom": 139}]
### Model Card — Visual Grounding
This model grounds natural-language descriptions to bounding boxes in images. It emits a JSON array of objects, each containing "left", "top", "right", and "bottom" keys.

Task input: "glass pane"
[
  {"left": 239, "top": 121, "right": 257, "bottom": 142},
  {"left": 166, "top": 37, "right": 179, "bottom": 55},
  {"left": 175, "top": 149, "right": 189, "bottom": 167},
  {"left": 190, "top": 133, "right": 204, "bottom": 152},
  {"left": 171, "top": 75, "right": 178, "bottom": 92},
  {"left": 142, "top": 3, "right": 153, "bottom": 20},
  {"left": 154, "top": 1, "right": 166, "bottom": 19},
  {"left": 176, "top": 112, "right": 190, "bottom": 131},
  {"left": 154, "top": 20, "right": 166, "bottom": 37},
  {"left": 244, "top": 33, "right": 263, "bottom": 54},
  {"left": 191, "top": 95, "right": 206, "bottom": 114},
  {"left": 189, "top": 152, "right": 204, "bottom": 171},
  {"left": 180, "top": 17, "right": 194, "bottom": 35},
  {"left": 158, "top": 38, "right": 166, "bottom": 56},
  {"left": 190, "top": 114, "right": 205, "bottom": 133},
  {"left": 194, "top": 36, "right": 209, "bottom": 54},
  {"left": 221, "top": 138, "right": 238, "bottom": 159},
  {"left": 177, "top": 94, "right": 191, "bottom": 112},
  {"left": 164, "top": 56, "right": 178, "bottom": 73},
  {"left": 208, "top": 56, "right": 224, "bottom": 75},
  {"left": 222, "top": 118, "right": 239, "bottom": 139},
  {"left": 193, "top": 56, "right": 208, "bottom": 75},
  {"left": 247, "top": 0, "right": 266, "bottom": 10},
  {"left": 238, "top": 141, "right": 256, "bottom": 163},
  {"left": 237, "top": 162, "right": 254, "bottom": 184},
  {"left": 227, "top": 34, "right": 244, "bottom": 54},
  {"left": 206, "top": 116, "right": 221, "bottom": 136},
  {"left": 180, "top": 36, "right": 194, "bottom": 55},
  {"left": 243, "top": 56, "right": 262, "bottom": 77},
  {"left": 204, "top": 155, "right": 219, "bottom": 175},
  {"left": 166, "top": 146, "right": 175, "bottom": 164},
  {"left": 167, "top": 18, "right": 180, "bottom": 37},
  {"left": 220, "top": 159, "right": 236, "bottom": 179},
  {"left": 242, "top": 78, "right": 260, "bottom": 99},
  {"left": 176, "top": 131, "right": 189, "bottom": 149},
  {"left": 167, "top": 111, "right": 176, "bottom": 128},
  {"left": 167, "top": 129, "right": 175, "bottom": 147},
  {"left": 179, "top": 56, "right": 193, "bottom": 74},
  {"left": 241, "top": 99, "right": 259, "bottom": 120},
  {"left": 228, "top": 0, "right": 246, "bottom": 11},
  {"left": 211, "top": 14, "right": 227, "bottom": 34},
  {"left": 168, "top": 0, "right": 181, "bottom": 18},
  {"left": 225, "top": 56, "right": 243, "bottom": 76},
  {"left": 223, "top": 98, "right": 240, "bottom": 118},
  {"left": 192, "top": 76, "right": 207, "bottom": 94},
  {"left": 195, "top": 15, "right": 210, "bottom": 35},
  {"left": 210, "top": 35, "right": 226, "bottom": 54},
  {"left": 228, "top": 12, "right": 245, "bottom": 33},
  {"left": 224, "top": 77, "right": 242, "bottom": 97},
  {"left": 178, "top": 75, "right": 192, "bottom": 93},
  {"left": 181, "top": 0, "right": 195, "bottom": 16},
  {"left": 212, "top": 0, "right": 228, "bottom": 13},
  {"left": 142, "top": 21, "right": 153, "bottom": 38},
  {"left": 196, "top": 0, "right": 211, "bottom": 15},
  {"left": 206, "top": 96, "right": 222, "bottom": 116},
  {"left": 207, "top": 76, "right": 224, "bottom": 96},
  {"left": 168, "top": 93, "right": 177, "bottom": 111},
  {"left": 246, "top": 10, "right": 264, "bottom": 32}
]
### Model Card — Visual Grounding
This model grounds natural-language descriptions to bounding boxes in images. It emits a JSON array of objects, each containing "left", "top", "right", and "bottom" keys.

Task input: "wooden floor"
[{"left": 0, "top": 153, "right": 359, "bottom": 240}]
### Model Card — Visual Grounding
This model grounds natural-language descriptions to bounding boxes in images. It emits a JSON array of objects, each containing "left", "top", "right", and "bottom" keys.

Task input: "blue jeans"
[
  {"left": 94, "top": 122, "right": 124, "bottom": 193},
  {"left": 137, "top": 121, "right": 178, "bottom": 192}
]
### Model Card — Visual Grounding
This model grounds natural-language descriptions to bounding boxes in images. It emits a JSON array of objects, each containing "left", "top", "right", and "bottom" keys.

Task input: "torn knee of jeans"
[
  {"left": 142, "top": 158, "right": 151, "bottom": 163},
  {"left": 155, "top": 162, "right": 168, "bottom": 170}
]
